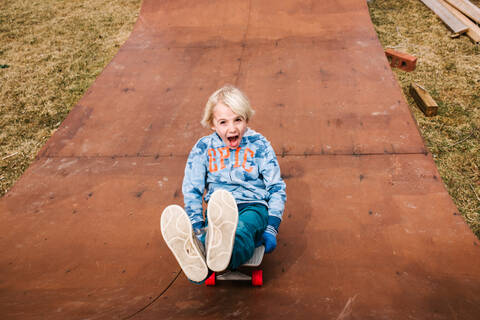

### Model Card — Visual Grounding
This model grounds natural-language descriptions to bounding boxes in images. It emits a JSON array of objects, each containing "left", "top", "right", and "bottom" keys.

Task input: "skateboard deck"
[
  {"left": 206, "top": 245, "right": 265, "bottom": 286},
  {"left": 242, "top": 245, "right": 265, "bottom": 267}
]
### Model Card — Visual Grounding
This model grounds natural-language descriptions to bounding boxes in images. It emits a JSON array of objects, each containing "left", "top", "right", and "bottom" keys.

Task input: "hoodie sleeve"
[
  {"left": 182, "top": 139, "right": 208, "bottom": 226},
  {"left": 260, "top": 141, "right": 286, "bottom": 231}
]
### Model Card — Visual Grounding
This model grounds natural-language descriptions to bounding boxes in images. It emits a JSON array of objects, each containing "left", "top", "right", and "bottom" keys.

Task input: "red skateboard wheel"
[
  {"left": 251, "top": 270, "right": 263, "bottom": 286},
  {"left": 205, "top": 272, "right": 216, "bottom": 286}
]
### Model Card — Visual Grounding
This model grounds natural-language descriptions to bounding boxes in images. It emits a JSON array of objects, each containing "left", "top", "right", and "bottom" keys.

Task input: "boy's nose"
[{"left": 227, "top": 123, "right": 236, "bottom": 131}]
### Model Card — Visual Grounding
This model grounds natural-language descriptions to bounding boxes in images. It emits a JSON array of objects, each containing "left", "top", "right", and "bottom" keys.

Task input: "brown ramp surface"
[{"left": 1, "top": 0, "right": 480, "bottom": 319}]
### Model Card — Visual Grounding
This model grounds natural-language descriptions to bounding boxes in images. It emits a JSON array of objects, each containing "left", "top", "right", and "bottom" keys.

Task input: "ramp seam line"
[
  {"left": 234, "top": 0, "right": 251, "bottom": 86},
  {"left": 38, "top": 151, "right": 429, "bottom": 160},
  {"left": 122, "top": 270, "right": 182, "bottom": 320},
  {"left": 120, "top": 38, "right": 379, "bottom": 50}
]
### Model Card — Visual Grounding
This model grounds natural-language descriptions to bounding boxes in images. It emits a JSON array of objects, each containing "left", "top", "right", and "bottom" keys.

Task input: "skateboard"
[{"left": 205, "top": 245, "right": 265, "bottom": 287}]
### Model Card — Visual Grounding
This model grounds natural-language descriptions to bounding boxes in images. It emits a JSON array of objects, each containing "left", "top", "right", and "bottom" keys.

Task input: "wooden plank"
[
  {"left": 420, "top": 0, "right": 469, "bottom": 34},
  {"left": 440, "top": 0, "right": 480, "bottom": 42},
  {"left": 444, "top": 0, "right": 480, "bottom": 23},
  {"left": 410, "top": 83, "right": 439, "bottom": 116}
]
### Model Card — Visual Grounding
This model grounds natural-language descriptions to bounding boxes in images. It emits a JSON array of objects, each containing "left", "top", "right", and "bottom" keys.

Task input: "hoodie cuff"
[
  {"left": 265, "top": 225, "right": 278, "bottom": 237},
  {"left": 267, "top": 216, "right": 281, "bottom": 231}
]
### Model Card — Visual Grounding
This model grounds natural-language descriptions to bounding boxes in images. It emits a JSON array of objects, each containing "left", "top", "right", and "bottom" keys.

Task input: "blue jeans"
[{"left": 202, "top": 203, "right": 268, "bottom": 270}]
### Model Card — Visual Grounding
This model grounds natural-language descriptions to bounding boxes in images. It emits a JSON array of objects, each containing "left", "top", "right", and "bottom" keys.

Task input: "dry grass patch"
[
  {"left": 0, "top": 0, "right": 141, "bottom": 195},
  {"left": 368, "top": 0, "right": 480, "bottom": 237}
]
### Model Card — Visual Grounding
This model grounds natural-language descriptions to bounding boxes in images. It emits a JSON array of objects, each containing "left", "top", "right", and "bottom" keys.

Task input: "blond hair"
[{"left": 201, "top": 85, "right": 254, "bottom": 128}]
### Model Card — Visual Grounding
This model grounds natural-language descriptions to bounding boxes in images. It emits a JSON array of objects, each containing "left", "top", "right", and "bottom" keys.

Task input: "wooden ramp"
[{"left": 1, "top": 1, "right": 479, "bottom": 319}]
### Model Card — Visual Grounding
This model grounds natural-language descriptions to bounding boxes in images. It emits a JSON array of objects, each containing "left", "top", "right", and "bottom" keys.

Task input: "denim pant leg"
[{"left": 228, "top": 204, "right": 268, "bottom": 270}]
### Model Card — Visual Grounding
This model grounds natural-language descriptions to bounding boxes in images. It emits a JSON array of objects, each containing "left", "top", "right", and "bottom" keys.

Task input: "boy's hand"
[
  {"left": 262, "top": 232, "right": 277, "bottom": 253},
  {"left": 262, "top": 225, "right": 278, "bottom": 253}
]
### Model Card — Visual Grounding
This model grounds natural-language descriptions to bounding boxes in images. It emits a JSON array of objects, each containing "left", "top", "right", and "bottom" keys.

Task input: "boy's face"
[{"left": 211, "top": 101, "right": 247, "bottom": 149}]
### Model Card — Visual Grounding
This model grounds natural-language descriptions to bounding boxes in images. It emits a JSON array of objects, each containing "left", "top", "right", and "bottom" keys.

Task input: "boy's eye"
[{"left": 235, "top": 118, "right": 243, "bottom": 122}]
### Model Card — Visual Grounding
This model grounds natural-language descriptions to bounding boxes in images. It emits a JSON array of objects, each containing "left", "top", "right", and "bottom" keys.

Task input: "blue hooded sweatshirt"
[{"left": 182, "top": 128, "right": 286, "bottom": 230}]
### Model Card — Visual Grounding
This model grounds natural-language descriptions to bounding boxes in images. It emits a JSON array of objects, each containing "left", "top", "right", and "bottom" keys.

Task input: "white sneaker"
[
  {"left": 160, "top": 205, "right": 208, "bottom": 282},
  {"left": 206, "top": 190, "right": 238, "bottom": 272}
]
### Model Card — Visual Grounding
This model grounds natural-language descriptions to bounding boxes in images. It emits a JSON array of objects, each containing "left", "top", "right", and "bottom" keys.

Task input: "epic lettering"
[{"left": 208, "top": 147, "right": 254, "bottom": 173}]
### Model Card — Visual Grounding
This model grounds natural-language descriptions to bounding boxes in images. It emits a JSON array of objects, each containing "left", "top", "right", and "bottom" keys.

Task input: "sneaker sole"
[
  {"left": 206, "top": 190, "right": 238, "bottom": 272},
  {"left": 160, "top": 205, "right": 208, "bottom": 282}
]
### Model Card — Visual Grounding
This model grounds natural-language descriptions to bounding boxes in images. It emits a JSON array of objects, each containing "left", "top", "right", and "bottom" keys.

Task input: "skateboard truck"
[{"left": 205, "top": 245, "right": 265, "bottom": 287}]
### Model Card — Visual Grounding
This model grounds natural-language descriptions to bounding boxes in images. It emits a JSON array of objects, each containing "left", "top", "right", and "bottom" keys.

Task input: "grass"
[
  {"left": 0, "top": 0, "right": 479, "bottom": 238},
  {"left": 0, "top": 0, "right": 141, "bottom": 195},
  {"left": 368, "top": 0, "right": 480, "bottom": 237}
]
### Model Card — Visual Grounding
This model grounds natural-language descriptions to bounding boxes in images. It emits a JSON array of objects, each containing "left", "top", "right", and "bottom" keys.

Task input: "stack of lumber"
[{"left": 420, "top": 0, "right": 480, "bottom": 43}]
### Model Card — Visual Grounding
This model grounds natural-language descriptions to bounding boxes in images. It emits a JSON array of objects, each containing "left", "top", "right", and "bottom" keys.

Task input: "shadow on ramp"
[{"left": 1, "top": 0, "right": 480, "bottom": 319}]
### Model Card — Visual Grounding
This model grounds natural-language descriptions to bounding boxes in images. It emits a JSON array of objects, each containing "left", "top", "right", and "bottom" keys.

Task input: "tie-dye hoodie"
[{"left": 182, "top": 128, "right": 286, "bottom": 231}]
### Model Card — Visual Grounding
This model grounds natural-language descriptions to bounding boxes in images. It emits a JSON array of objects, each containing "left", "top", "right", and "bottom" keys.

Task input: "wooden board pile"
[{"left": 420, "top": 0, "right": 480, "bottom": 43}]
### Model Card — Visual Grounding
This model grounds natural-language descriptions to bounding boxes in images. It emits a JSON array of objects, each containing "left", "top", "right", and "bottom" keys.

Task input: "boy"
[{"left": 160, "top": 85, "right": 286, "bottom": 283}]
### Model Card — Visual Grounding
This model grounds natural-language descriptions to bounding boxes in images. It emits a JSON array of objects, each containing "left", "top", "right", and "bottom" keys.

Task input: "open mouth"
[{"left": 227, "top": 135, "right": 239, "bottom": 145}]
